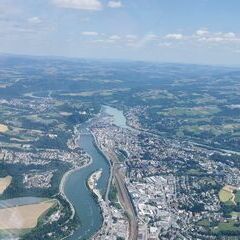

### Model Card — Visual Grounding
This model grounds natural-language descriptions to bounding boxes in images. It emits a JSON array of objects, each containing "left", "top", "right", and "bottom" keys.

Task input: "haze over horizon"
[{"left": 1, "top": 0, "right": 240, "bottom": 65}]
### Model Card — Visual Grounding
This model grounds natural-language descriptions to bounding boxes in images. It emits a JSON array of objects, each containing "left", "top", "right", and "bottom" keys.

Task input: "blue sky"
[{"left": 0, "top": 0, "right": 240, "bottom": 65}]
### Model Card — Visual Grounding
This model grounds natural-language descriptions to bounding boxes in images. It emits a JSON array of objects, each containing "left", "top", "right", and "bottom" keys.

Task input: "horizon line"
[{"left": 0, "top": 51, "right": 240, "bottom": 69}]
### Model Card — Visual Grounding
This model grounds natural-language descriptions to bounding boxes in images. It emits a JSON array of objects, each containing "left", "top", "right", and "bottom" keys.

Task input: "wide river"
[{"left": 63, "top": 106, "right": 128, "bottom": 240}]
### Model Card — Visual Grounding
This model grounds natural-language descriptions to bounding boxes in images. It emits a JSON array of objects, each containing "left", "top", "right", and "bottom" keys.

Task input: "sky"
[{"left": 0, "top": 0, "right": 240, "bottom": 65}]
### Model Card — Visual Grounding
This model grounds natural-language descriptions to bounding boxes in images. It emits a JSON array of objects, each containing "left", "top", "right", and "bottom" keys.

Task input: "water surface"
[
  {"left": 64, "top": 105, "right": 128, "bottom": 240},
  {"left": 64, "top": 126, "right": 110, "bottom": 240},
  {"left": 103, "top": 105, "right": 129, "bottom": 129}
]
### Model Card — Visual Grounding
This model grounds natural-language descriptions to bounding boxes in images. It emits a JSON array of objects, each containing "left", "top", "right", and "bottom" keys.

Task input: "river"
[{"left": 63, "top": 105, "right": 127, "bottom": 240}]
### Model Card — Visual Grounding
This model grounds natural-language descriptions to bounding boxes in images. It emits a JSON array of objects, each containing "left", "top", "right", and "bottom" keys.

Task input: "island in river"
[{"left": 61, "top": 105, "right": 127, "bottom": 240}]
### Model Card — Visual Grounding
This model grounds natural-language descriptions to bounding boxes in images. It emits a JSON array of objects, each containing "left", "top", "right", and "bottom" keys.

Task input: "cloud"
[
  {"left": 159, "top": 42, "right": 172, "bottom": 48},
  {"left": 28, "top": 17, "right": 42, "bottom": 24},
  {"left": 126, "top": 34, "right": 137, "bottom": 39},
  {"left": 197, "top": 31, "right": 239, "bottom": 43},
  {"left": 128, "top": 33, "right": 158, "bottom": 48},
  {"left": 92, "top": 39, "right": 105, "bottom": 43},
  {"left": 196, "top": 29, "right": 209, "bottom": 36},
  {"left": 161, "top": 30, "right": 240, "bottom": 46},
  {"left": 81, "top": 31, "right": 98, "bottom": 36},
  {"left": 109, "top": 35, "right": 121, "bottom": 40},
  {"left": 84, "top": 29, "right": 240, "bottom": 50},
  {"left": 223, "top": 32, "right": 236, "bottom": 38},
  {"left": 193, "top": 29, "right": 240, "bottom": 44},
  {"left": 145, "top": 33, "right": 158, "bottom": 41},
  {"left": 165, "top": 33, "right": 184, "bottom": 40},
  {"left": 107, "top": 1, "right": 123, "bottom": 8},
  {"left": 198, "top": 37, "right": 224, "bottom": 43},
  {"left": 88, "top": 34, "right": 121, "bottom": 44},
  {"left": 53, "top": 0, "right": 102, "bottom": 10},
  {"left": 125, "top": 34, "right": 138, "bottom": 43}
]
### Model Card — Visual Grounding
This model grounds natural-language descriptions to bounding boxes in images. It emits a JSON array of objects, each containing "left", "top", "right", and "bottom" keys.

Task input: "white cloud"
[
  {"left": 197, "top": 31, "right": 239, "bottom": 43},
  {"left": 28, "top": 17, "right": 42, "bottom": 24},
  {"left": 165, "top": 33, "right": 184, "bottom": 40},
  {"left": 88, "top": 34, "right": 121, "bottom": 44},
  {"left": 128, "top": 33, "right": 158, "bottom": 48},
  {"left": 53, "top": 0, "right": 102, "bottom": 10},
  {"left": 159, "top": 42, "right": 172, "bottom": 48},
  {"left": 107, "top": 1, "right": 123, "bottom": 8},
  {"left": 85, "top": 30, "right": 240, "bottom": 49},
  {"left": 109, "top": 35, "right": 121, "bottom": 40},
  {"left": 144, "top": 33, "right": 158, "bottom": 41},
  {"left": 162, "top": 30, "right": 240, "bottom": 45},
  {"left": 223, "top": 32, "right": 236, "bottom": 38},
  {"left": 196, "top": 29, "right": 209, "bottom": 36},
  {"left": 125, "top": 34, "right": 138, "bottom": 43},
  {"left": 81, "top": 31, "right": 98, "bottom": 36},
  {"left": 91, "top": 39, "right": 105, "bottom": 43},
  {"left": 199, "top": 37, "right": 225, "bottom": 43},
  {"left": 126, "top": 34, "right": 137, "bottom": 39},
  {"left": 195, "top": 29, "right": 236, "bottom": 40}
]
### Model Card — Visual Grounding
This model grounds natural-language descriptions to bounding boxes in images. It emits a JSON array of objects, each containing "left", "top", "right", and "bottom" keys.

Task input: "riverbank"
[
  {"left": 59, "top": 157, "right": 93, "bottom": 240},
  {"left": 59, "top": 106, "right": 124, "bottom": 240},
  {"left": 70, "top": 122, "right": 116, "bottom": 240},
  {"left": 60, "top": 122, "right": 111, "bottom": 240},
  {"left": 59, "top": 157, "right": 93, "bottom": 219},
  {"left": 90, "top": 129, "right": 113, "bottom": 201}
]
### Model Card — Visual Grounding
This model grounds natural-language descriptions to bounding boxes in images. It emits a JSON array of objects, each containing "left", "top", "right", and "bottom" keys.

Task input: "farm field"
[
  {"left": 219, "top": 189, "right": 233, "bottom": 203},
  {"left": 0, "top": 124, "right": 8, "bottom": 133},
  {"left": 0, "top": 200, "right": 56, "bottom": 230},
  {"left": 219, "top": 185, "right": 238, "bottom": 204},
  {"left": 0, "top": 176, "right": 12, "bottom": 194}
]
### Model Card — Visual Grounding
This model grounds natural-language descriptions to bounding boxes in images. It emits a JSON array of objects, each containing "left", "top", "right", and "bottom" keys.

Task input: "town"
[{"left": 91, "top": 108, "right": 240, "bottom": 240}]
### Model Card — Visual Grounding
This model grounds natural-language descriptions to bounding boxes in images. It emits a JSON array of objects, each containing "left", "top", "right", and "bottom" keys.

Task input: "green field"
[
  {"left": 197, "top": 219, "right": 211, "bottom": 227},
  {"left": 212, "top": 220, "right": 240, "bottom": 235},
  {"left": 231, "top": 212, "right": 240, "bottom": 218},
  {"left": 159, "top": 106, "right": 220, "bottom": 117},
  {"left": 235, "top": 191, "right": 240, "bottom": 203}
]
